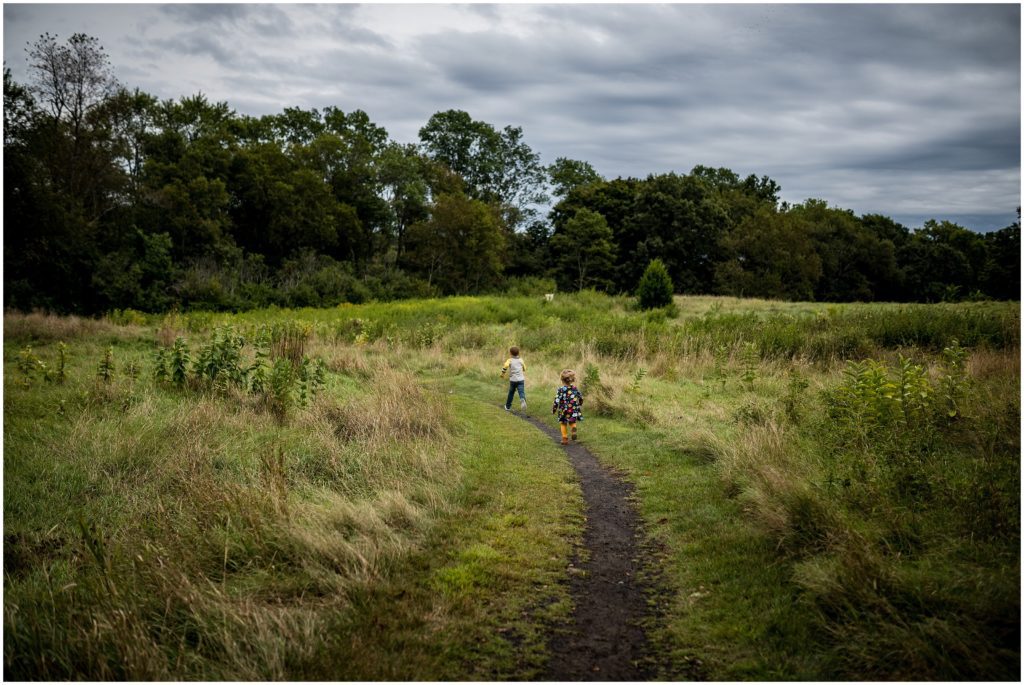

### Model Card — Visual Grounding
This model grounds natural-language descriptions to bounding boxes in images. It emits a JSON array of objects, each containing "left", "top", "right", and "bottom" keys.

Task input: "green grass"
[
  {"left": 105, "top": 292, "right": 1019, "bottom": 363},
  {"left": 5, "top": 292, "right": 1020, "bottom": 680},
  {"left": 297, "top": 394, "right": 582, "bottom": 680},
  {"left": 551, "top": 341, "right": 1020, "bottom": 679},
  {"left": 558, "top": 414, "right": 821, "bottom": 679},
  {"left": 3, "top": 326, "right": 582, "bottom": 679}
]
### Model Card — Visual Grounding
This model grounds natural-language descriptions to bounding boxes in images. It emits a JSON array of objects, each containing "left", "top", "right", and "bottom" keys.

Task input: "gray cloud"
[
  {"left": 160, "top": 4, "right": 254, "bottom": 25},
  {"left": 2, "top": 3, "right": 1019, "bottom": 231}
]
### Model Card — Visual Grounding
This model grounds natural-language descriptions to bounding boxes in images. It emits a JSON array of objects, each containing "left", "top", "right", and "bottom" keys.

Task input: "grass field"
[{"left": 4, "top": 293, "right": 1020, "bottom": 679}]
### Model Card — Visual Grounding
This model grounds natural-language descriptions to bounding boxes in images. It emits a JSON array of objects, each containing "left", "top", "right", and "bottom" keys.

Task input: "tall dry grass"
[
  {"left": 4, "top": 310, "right": 130, "bottom": 342},
  {"left": 4, "top": 351, "right": 460, "bottom": 680}
]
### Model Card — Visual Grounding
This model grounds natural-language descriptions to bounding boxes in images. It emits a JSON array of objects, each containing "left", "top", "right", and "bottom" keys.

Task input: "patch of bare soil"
[{"left": 521, "top": 413, "right": 660, "bottom": 681}]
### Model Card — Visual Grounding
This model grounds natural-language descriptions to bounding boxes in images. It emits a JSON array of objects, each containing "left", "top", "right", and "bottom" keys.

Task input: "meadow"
[{"left": 4, "top": 292, "right": 1020, "bottom": 679}]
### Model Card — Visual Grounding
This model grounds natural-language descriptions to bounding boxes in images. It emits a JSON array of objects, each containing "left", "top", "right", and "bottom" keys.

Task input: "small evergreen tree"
[{"left": 636, "top": 258, "right": 674, "bottom": 309}]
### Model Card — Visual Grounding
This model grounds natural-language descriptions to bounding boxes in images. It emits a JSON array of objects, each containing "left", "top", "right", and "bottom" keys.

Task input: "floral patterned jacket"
[{"left": 552, "top": 385, "right": 583, "bottom": 423}]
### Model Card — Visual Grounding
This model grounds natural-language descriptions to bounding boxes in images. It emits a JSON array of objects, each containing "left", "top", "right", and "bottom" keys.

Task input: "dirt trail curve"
[{"left": 518, "top": 412, "right": 657, "bottom": 681}]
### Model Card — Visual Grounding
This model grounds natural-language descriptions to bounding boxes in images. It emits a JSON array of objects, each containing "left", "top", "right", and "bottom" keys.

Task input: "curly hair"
[{"left": 560, "top": 368, "right": 576, "bottom": 385}]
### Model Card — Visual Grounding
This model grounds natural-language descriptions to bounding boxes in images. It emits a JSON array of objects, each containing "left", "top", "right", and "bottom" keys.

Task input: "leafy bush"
[
  {"left": 193, "top": 327, "right": 248, "bottom": 390},
  {"left": 825, "top": 349, "right": 970, "bottom": 445}
]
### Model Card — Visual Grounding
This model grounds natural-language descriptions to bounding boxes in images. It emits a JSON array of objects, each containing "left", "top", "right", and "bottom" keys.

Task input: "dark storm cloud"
[{"left": 2, "top": 3, "right": 1018, "bottom": 227}]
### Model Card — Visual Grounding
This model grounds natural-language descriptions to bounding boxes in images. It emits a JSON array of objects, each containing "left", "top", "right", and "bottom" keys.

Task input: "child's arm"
[{"left": 500, "top": 358, "right": 510, "bottom": 378}]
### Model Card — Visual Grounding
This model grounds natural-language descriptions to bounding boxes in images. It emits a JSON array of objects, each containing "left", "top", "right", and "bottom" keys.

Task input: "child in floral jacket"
[{"left": 552, "top": 368, "right": 583, "bottom": 445}]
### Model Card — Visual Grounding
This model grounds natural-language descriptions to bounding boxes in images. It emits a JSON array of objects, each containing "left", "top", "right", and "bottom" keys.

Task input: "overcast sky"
[{"left": 3, "top": 2, "right": 1020, "bottom": 231}]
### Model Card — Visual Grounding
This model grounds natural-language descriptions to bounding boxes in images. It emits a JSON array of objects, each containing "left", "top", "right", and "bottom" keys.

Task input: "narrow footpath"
[{"left": 518, "top": 412, "right": 657, "bottom": 681}]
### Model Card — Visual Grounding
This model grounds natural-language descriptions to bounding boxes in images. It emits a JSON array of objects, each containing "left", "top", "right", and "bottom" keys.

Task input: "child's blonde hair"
[{"left": 560, "top": 369, "right": 576, "bottom": 385}]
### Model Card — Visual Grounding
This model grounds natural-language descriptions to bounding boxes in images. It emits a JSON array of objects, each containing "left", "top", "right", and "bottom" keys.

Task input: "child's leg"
[
  {"left": 517, "top": 381, "right": 527, "bottom": 407},
  {"left": 570, "top": 422, "right": 578, "bottom": 440},
  {"left": 559, "top": 423, "right": 568, "bottom": 444},
  {"left": 505, "top": 382, "right": 516, "bottom": 410}
]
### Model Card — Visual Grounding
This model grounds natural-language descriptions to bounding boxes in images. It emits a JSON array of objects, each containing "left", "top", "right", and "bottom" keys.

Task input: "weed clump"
[{"left": 152, "top": 326, "right": 326, "bottom": 421}]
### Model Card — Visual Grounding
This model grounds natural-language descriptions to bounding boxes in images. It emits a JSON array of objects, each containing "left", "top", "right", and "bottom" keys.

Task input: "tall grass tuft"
[{"left": 324, "top": 364, "right": 452, "bottom": 446}]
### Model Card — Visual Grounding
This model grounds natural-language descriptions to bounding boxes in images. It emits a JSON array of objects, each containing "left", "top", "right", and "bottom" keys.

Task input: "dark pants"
[{"left": 505, "top": 380, "right": 526, "bottom": 409}]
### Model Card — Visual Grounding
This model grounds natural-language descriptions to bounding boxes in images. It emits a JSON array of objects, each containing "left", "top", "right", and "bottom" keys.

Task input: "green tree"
[
  {"left": 276, "top": 250, "right": 370, "bottom": 308},
  {"left": 621, "top": 172, "right": 729, "bottom": 294},
  {"left": 5, "top": 35, "right": 127, "bottom": 312},
  {"left": 4, "top": 67, "right": 37, "bottom": 147},
  {"left": 100, "top": 87, "right": 159, "bottom": 204},
  {"left": 403, "top": 193, "right": 506, "bottom": 294},
  {"left": 548, "top": 157, "right": 603, "bottom": 199},
  {"left": 551, "top": 176, "right": 637, "bottom": 292},
  {"left": 156, "top": 93, "right": 233, "bottom": 146},
  {"left": 690, "top": 164, "right": 781, "bottom": 224},
  {"left": 549, "top": 208, "right": 616, "bottom": 292},
  {"left": 419, "top": 109, "right": 547, "bottom": 228},
  {"left": 979, "top": 218, "right": 1020, "bottom": 300},
  {"left": 92, "top": 230, "right": 175, "bottom": 311},
  {"left": 141, "top": 94, "right": 241, "bottom": 266},
  {"left": 266, "top": 106, "right": 325, "bottom": 148},
  {"left": 861, "top": 213, "right": 911, "bottom": 249},
  {"left": 505, "top": 219, "right": 552, "bottom": 280},
  {"left": 790, "top": 199, "right": 899, "bottom": 302},
  {"left": 636, "top": 258, "right": 674, "bottom": 309},
  {"left": 553, "top": 168, "right": 781, "bottom": 296},
  {"left": 377, "top": 142, "right": 431, "bottom": 259},
  {"left": 229, "top": 143, "right": 364, "bottom": 265},
  {"left": 551, "top": 176, "right": 636, "bottom": 227},
  {"left": 898, "top": 219, "right": 989, "bottom": 301},
  {"left": 714, "top": 205, "right": 822, "bottom": 300},
  {"left": 316, "top": 107, "right": 391, "bottom": 255},
  {"left": 159, "top": 175, "right": 235, "bottom": 263},
  {"left": 858, "top": 213, "right": 910, "bottom": 300}
]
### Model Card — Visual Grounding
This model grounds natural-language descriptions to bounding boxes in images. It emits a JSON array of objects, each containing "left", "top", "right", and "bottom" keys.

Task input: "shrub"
[
  {"left": 636, "top": 259, "right": 674, "bottom": 310},
  {"left": 193, "top": 327, "right": 248, "bottom": 390}
]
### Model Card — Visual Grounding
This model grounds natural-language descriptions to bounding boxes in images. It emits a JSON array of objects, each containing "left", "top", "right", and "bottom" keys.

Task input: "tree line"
[{"left": 4, "top": 33, "right": 1019, "bottom": 314}]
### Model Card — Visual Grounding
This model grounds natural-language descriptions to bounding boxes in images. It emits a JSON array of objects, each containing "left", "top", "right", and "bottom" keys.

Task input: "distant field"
[{"left": 4, "top": 293, "right": 1020, "bottom": 679}]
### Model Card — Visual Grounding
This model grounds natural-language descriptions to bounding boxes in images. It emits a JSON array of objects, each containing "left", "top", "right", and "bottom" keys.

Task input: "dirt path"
[{"left": 518, "top": 412, "right": 657, "bottom": 681}]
